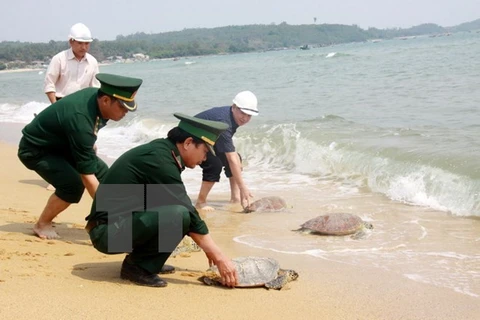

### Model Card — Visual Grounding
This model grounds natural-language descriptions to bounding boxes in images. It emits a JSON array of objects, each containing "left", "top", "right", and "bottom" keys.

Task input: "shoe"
[
  {"left": 160, "top": 264, "right": 175, "bottom": 274},
  {"left": 120, "top": 257, "right": 167, "bottom": 287}
]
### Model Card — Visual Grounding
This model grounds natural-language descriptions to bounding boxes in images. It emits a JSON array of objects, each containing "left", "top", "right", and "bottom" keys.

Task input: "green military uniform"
[
  {"left": 18, "top": 73, "right": 142, "bottom": 203},
  {"left": 86, "top": 113, "right": 228, "bottom": 275}
]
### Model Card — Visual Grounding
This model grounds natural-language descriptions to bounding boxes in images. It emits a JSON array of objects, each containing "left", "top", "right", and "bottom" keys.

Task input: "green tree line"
[{"left": 0, "top": 19, "right": 478, "bottom": 69}]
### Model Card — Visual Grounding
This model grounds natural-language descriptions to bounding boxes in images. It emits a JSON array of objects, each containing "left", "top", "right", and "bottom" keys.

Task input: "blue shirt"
[{"left": 195, "top": 106, "right": 239, "bottom": 153}]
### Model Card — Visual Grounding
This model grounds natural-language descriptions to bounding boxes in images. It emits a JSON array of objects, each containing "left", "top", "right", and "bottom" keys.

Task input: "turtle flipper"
[
  {"left": 351, "top": 222, "right": 373, "bottom": 240},
  {"left": 265, "top": 274, "right": 288, "bottom": 290},
  {"left": 199, "top": 275, "right": 222, "bottom": 286},
  {"left": 265, "top": 269, "right": 299, "bottom": 290},
  {"left": 172, "top": 237, "right": 201, "bottom": 257},
  {"left": 351, "top": 230, "right": 366, "bottom": 240}
]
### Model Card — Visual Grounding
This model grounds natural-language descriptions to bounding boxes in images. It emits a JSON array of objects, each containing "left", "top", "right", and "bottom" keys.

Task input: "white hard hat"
[
  {"left": 232, "top": 91, "right": 258, "bottom": 116},
  {"left": 68, "top": 23, "right": 93, "bottom": 42}
]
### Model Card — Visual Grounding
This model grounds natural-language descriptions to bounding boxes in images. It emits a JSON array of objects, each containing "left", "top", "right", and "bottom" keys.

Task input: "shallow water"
[{"left": 1, "top": 31, "right": 479, "bottom": 298}]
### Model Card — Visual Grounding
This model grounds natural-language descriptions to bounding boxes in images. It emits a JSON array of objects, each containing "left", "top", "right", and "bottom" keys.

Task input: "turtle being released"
[
  {"left": 172, "top": 236, "right": 201, "bottom": 257},
  {"left": 243, "top": 196, "right": 288, "bottom": 213},
  {"left": 199, "top": 256, "right": 298, "bottom": 290},
  {"left": 294, "top": 212, "right": 373, "bottom": 239}
]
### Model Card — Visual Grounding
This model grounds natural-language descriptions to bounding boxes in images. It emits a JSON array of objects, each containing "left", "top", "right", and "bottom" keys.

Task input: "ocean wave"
[
  {"left": 2, "top": 101, "right": 478, "bottom": 216},
  {"left": 235, "top": 123, "right": 480, "bottom": 217},
  {"left": 97, "top": 117, "right": 174, "bottom": 159},
  {"left": 0, "top": 101, "right": 49, "bottom": 123},
  {"left": 98, "top": 116, "right": 480, "bottom": 217}
]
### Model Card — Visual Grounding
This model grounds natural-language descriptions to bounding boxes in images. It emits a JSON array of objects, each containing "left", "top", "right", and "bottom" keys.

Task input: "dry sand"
[{"left": 1, "top": 141, "right": 479, "bottom": 320}]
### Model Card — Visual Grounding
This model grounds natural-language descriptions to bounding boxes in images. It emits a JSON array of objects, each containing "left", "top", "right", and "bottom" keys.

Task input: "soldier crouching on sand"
[
  {"left": 85, "top": 113, "right": 239, "bottom": 287},
  {"left": 18, "top": 73, "right": 143, "bottom": 239}
]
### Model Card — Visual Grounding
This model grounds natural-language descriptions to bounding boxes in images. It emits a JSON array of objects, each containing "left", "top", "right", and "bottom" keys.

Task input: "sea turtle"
[
  {"left": 294, "top": 212, "right": 373, "bottom": 239},
  {"left": 172, "top": 236, "right": 201, "bottom": 257},
  {"left": 199, "top": 256, "right": 298, "bottom": 290},
  {"left": 243, "top": 196, "right": 288, "bottom": 213}
]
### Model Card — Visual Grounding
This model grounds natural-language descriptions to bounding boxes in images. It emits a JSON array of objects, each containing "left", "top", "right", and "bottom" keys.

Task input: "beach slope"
[{"left": 0, "top": 142, "right": 479, "bottom": 320}]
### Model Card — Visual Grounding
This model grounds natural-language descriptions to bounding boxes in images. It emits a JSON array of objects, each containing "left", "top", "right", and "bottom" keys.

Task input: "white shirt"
[{"left": 43, "top": 48, "right": 100, "bottom": 97}]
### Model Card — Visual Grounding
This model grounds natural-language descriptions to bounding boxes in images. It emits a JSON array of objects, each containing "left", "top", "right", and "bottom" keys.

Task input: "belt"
[{"left": 85, "top": 219, "right": 108, "bottom": 233}]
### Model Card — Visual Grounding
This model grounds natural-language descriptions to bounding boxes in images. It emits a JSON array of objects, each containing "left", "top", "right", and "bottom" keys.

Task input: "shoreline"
[
  {"left": 0, "top": 62, "right": 114, "bottom": 75},
  {"left": 0, "top": 68, "right": 44, "bottom": 74},
  {"left": 1, "top": 141, "right": 479, "bottom": 319}
]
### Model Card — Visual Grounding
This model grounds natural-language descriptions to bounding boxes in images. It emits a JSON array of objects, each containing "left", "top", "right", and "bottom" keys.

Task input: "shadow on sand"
[
  {"left": 18, "top": 179, "right": 49, "bottom": 188},
  {"left": 0, "top": 220, "right": 91, "bottom": 245},
  {"left": 71, "top": 261, "right": 205, "bottom": 286}
]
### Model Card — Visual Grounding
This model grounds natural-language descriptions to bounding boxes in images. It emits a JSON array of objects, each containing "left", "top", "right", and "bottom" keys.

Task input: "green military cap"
[
  {"left": 96, "top": 73, "right": 143, "bottom": 111},
  {"left": 174, "top": 113, "right": 228, "bottom": 156}
]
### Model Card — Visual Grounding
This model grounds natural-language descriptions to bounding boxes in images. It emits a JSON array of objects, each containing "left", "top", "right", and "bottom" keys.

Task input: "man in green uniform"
[
  {"left": 18, "top": 73, "right": 143, "bottom": 240},
  {"left": 85, "top": 113, "right": 239, "bottom": 288}
]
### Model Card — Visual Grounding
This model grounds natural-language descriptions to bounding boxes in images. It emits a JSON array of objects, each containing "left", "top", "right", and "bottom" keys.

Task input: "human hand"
[
  {"left": 215, "top": 258, "right": 238, "bottom": 288},
  {"left": 240, "top": 187, "right": 253, "bottom": 210}
]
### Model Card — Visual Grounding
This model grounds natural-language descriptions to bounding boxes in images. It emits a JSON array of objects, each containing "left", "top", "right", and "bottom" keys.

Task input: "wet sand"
[{"left": 1, "top": 131, "right": 479, "bottom": 319}]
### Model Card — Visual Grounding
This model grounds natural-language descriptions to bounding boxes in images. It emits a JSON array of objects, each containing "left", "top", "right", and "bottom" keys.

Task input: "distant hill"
[
  {"left": 447, "top": 18, "right": 480, "bottom": 32},
  {"left": 0, "top": 19, "right": 478, "bottom": 69}
]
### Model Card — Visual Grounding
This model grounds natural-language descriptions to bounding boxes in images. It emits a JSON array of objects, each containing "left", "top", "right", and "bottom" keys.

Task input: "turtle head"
[
  {"left": 242, "top": 206, "right": 254, "bottom": 213},
  {"left": 363, "top": 222, "right": 374, "bottom": 230},
  {"left": 285, "top": 269, "right": 299, "bottom": 281}
]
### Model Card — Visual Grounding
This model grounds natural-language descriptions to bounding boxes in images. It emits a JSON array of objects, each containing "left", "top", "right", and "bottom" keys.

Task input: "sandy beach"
[{"left": 1, "top": 134, "right": 479, "bottom": 320}]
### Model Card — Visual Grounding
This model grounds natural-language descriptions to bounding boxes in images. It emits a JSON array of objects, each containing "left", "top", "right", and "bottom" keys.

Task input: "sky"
[{"left": 1, "top": 0, "right": 478, "bottom": 43}]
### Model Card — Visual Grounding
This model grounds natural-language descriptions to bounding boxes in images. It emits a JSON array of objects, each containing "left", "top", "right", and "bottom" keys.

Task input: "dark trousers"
[
  {"left": 200, "top": 151, "right": 242, "bottom": 182},
  {"left": 88, "top": 205, "right": 191, "bottom": 274},
  {"left": 18, "top": 137, "right": 108, "bottom": 203}
]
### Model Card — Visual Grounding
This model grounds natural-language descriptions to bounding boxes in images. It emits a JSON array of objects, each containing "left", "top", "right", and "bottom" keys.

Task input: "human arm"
[
  {"left": 65, "top": 113, "right": 102, "bottom": 185},
  {"left": 189, "top": 232, "right": 238, "bottom": 287},
  {"left": 46, "top": 92, "right": 57, "bottom": 104},
  {"left": 80, "top": 174, "right": 100, "bottom": 198},
  {"left": 44, "top": 55, "right": 60, "bottom": 102},
  {"left": 90, "top": 61, "right": 100, "bottom": 88},
  {"left": 225, "top": 151, "right": 253, "bottom": 208}
]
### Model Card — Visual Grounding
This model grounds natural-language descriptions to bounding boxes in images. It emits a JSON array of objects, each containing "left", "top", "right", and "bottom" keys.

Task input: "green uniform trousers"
[
  {"left": 18, "top": 137, "right": 108, "bottom": 203},
  {"left": 88, "top": 205, "right": 191, "bottom": 274}
]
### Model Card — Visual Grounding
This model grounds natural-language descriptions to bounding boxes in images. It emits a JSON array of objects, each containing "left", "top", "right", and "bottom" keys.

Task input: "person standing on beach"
[
  {"left": 42, "top": 22, "right": 100, "bottom": 191},
  {"left": 18, "top": 73, "right": 143, "bottom": 240},
  {"left": 43, "top": 22, "right": 100, "bottom": 104},
  {"left": 85, "top": 113, "right": 239, "bottom": 287},
  {"left": 194, "top": 91, "right": 258, "bottom": 211}
]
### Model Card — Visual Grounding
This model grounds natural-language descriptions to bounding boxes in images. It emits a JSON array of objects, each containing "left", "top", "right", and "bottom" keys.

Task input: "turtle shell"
[
  {"left": 300, "top": 212, "right": 364, "bottom": 236},
  {"left": 244, "top": 196, "right": 287, "bottom": 213},
  {"left": 209, "top": 256, "right": 280, "bottom": 287}
]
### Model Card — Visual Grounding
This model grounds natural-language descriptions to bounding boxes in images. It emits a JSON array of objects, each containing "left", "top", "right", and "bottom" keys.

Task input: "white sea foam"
[
  {"left": 1, "top": 99, "right": 478, "bottom": 217},
  {"left": 234, "top": 233, "right": 480, "bottom": 298},
  {"left": 96, "top": 117, "right": 173, "bottom": 159},
  {"left": 0, "top": 101, "right": 49, "bottom": 123}
]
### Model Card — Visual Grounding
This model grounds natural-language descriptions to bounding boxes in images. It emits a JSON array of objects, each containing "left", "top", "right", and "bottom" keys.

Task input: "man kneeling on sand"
[{"left": 85, "top": 113, "right": 239, "bottom": 287}]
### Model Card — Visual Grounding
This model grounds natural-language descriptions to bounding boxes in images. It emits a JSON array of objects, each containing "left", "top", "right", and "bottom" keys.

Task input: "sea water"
[{"left": 1, "top": 31, "right": 479, "bottom": 297}]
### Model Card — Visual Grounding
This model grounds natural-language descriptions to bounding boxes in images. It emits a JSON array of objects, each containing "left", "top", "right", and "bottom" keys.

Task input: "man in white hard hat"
[
  {"left": 42, "top": 23, "right": 100, "bottom": 191},
  {"left": 43, "top": 23, "right": 100, "bottom": 104},
  {"left": 194, "top": 91, "right": 258, "bottom": 211}
]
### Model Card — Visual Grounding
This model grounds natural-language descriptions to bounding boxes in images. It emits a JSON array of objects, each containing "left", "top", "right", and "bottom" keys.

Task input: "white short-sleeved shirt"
[{"left": 43, "top": 48, "right": 100, "bottom": 97}]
